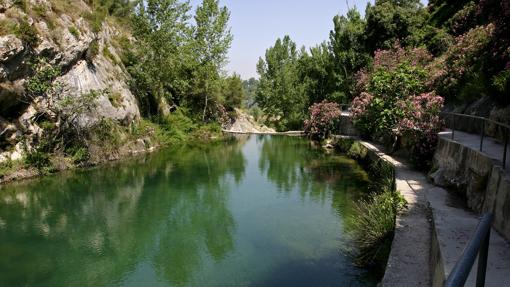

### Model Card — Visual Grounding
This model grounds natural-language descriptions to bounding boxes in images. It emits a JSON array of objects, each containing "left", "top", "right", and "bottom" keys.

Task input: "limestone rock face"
[
  {"left": 0, "top": 35, "right": 24, "bottom": 63},
  {"left": 0, "top": 1, "right": 140, "bottom": 162},
  {"left": 226, "top": 109, "right": 276, "bottom": 133}
]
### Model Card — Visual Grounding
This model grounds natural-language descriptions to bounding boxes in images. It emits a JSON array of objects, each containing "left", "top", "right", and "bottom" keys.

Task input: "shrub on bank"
[
  {"left": 347, "top": 189, "right": 406, "bottom": 268},
  {"left": 350, "top": 44, "right": 444, "bottom": 168},
  {"left": 304, "top": 101, "right": 342, "bottom": 140}
]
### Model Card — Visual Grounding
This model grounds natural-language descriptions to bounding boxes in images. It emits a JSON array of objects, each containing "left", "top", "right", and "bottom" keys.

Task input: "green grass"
[
  {"left": 0, "top": 159, "right": 24, "bottom": 178},
  {"left": 0, "top": 19, "right": 18, "bottom": 36},
  {"left": 108, "top": 91, "right": 124, "bottom": 108},
  {"left": 86, "top": 39, "right": 99, "bottom": 62},
  {"left": 68, "top": 26, "right": 80, "bottom": 38},
  {"left": 346, "top": 189, "right": 406, "bottom": 269},
  {"left": 13, "top": 0, "right": 27, "bottom": 12}
]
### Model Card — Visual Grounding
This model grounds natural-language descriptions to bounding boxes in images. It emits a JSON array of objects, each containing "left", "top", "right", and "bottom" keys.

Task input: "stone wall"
[{"left": 429, "top": 137, "right": 510, "bottom": 240}]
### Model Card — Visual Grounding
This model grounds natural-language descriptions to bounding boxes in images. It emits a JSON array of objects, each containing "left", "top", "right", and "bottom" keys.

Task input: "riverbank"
[
  {"left": 333, "top": 135, "right": 510, "bottom": 287},
  {"left": 0, "top": 120, "right": 226, "bottom": 185},
  {"left": 0, "top": 136, "right": 160, "bottom": 185},
  {"left": 333, "top": 135, "right": 432, "bottom": 286}
]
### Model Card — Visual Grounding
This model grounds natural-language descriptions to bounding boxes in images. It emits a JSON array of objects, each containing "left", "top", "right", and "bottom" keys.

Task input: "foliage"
[
  {"left": 328, "top": 9, "right": 371, "bottom": 101},
  {"left": 364, "top": 0, "right": 427, "bottom": 51},
  {"left": 351, "top": 44, "right": 444, "bottom": 167},
  {"left": 68, "top": 26, "right": 80, "bottom": 38},
  {"left": 86, "top": 39, "right": 100, "bottom": 63},
  {"left": 256, "top": 36, "right": 306, "bottom": 131},
  {"left": 395, "top": 92, "right": 444, "bottom": 168},
  {"left": 16, "top": 20, "right": 39, "bottom": 47},
  {"left": 428, "top": 24, "right": 495, "bottom": 102},
  {"left": 298, "top": 43, "right": 336, "bottom": 104},
  {"left": 222, "top": 73, "right": 245, "bottom": 111},
  {"left": 347, "top": 189, "right": 406, "bottom": 267},
  {"left": 0, "top": 159, "right": 23, "bottom": 178},
  {"left": 127, "top": 0, "right": 233, "bottom": 122},
  {"left": 25, "top": 59, "right": 61, "bottom": 98},
  {"left": 352, "top": 45, "right": 432, "bottom": 138},
  {"left": 190, "top": 0, "right": 233, "bottom": 121},
  {"left": 127, "top": 0, "right": 192, "bottom": 116},
  {"left": 303, "top": 101, "right": 342, "bottom": 140},
  {"left": 24, "top": 149, "right": 52, "bottom": 172},
  {"left": 242, "top": 78, "right": 259, "bottom": 108}
]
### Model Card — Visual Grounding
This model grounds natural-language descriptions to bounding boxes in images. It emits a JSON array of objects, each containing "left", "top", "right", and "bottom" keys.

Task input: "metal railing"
[
  {"left": 444, "top": 213, "right": 493, "bottom": 287},
  {"left": 440, "top": 112, "right": 509, "bottom": 169}
]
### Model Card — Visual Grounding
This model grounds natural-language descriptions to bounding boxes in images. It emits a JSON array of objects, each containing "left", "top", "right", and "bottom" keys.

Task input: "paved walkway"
[
  {"left": 439, "top": 129, "right": 509, "bottom": 170},
  {"left": 347, "top": 139, "right": 510, "bottom": 287}
]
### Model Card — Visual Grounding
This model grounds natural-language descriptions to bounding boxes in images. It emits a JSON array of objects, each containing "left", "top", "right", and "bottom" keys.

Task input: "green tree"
[
  {"left": 222, "top": 73, "right": 245, "bottom": 110},
  {"left": 191, "top": 0, "right": 233, "bottom": 121},
  {"left": 364, "top": 0, "right": 426, "bottom": 52},
  {"left": 128, "top": 0, "right": 193, "bottom": 116},
  {"left": 256, "top": 36, "right": 306, "bottom": 131},
  {"left": 329, "top": 9, "right": 371, "bottom": 101},
  {"left": 297, "top": 43, "right": 335, "bottom": 106},
  {"left": 242, "top": 78, "right": 259, "bottom": 108}
]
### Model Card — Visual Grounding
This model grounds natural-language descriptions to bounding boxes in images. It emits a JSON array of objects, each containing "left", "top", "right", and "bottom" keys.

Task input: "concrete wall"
[{"left": 429, "top": 137, "right": 510, "bottom": 240}]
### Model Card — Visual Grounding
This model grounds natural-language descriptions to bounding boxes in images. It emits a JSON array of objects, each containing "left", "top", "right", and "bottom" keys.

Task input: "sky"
[{"left": 190, "top": 0, "right": 375, "bottom": 80}]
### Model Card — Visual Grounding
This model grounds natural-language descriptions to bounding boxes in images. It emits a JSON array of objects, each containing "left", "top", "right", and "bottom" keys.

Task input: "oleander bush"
[
  {"left": 351, "top": 44, "right": 444, "bottom": 168},
  {"left": 304, "top": 101, "right": 342, "bottom": 140}
]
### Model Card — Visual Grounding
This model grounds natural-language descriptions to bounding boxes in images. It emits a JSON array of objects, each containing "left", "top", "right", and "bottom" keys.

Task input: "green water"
[{"left": 0, "top": 135, "right": 378, "bottom": 287}]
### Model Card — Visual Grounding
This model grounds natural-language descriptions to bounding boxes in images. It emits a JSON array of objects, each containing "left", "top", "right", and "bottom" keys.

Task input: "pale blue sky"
[
  {"left": 190, "top": 1, "right": 430, "bottom": 79},
  {"left": 189, "top": 0, "right": 376, "bottom": 79}
]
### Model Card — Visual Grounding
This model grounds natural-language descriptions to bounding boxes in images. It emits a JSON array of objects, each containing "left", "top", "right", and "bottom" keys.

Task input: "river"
[{"left": 0, "top": 135, "right": 378, "bottom": 287}]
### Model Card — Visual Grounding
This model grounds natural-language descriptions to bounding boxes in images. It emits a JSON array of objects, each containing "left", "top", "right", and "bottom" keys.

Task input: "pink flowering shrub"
[
  {"left": 304, "top": 101, "right": 342, "bottom": 140},
  {"left": 351, "top": 44, "right": 444, "bottom": 168},
  {"left": 428, "top": 24, "right": 495, "bottom": 101},
  {"left": 395, "top": 92, "right": 444, "bottom": 168}
]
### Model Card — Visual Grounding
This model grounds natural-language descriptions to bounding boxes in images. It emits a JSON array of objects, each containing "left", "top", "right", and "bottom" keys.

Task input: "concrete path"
[
  {"left": 351, "top": 140, "right": 510, "bottom": 287},
  {"left": 427, "top": 185, "right": 510, "bottom": 287},
  {"left": 439, "top": 129, "right": 509, "bottom": 170}
]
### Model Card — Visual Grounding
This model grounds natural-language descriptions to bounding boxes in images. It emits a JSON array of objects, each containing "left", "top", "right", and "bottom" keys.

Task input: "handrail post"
[
  {"left": 476, "top": 226, "right": 491, "bottom": 287},
  {"left": 452, "top": 115, "right": 456, "bottom": 140},
  {"left": 480, "top": 120, "right": 485, "bottom": 152},
  {"left": 504, "top": 132, "right": 508, "bottom": 169}
]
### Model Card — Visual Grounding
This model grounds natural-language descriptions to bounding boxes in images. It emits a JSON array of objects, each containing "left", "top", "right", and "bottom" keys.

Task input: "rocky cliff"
[{"left": 0, "top": 0, "right": 140, "bottom": 163}]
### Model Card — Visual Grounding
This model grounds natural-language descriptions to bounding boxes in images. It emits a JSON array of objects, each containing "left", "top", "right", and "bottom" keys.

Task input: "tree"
[
  {"left": 297, "top": 43, "right": 336, "bottom": 105},
  {"left": 242, "top": 78, "right": 259, "bottom": 108},
  {"left": 191, "top": 0, "right": 233, "bottom": 121},
  {"left": 128, "top": 0, "right": 193, "bottom": 116},
  {"left": 364, "top": 0, "right": 426, "bottom": 52},
  {"left": 256, "top": 36, "right": 307, "bottom": 131},
  {"left": 329, "top": 9, "right": 371, "bottom": 101},
  {"left": 222, "top": 73, "right": 245, "bottom": 110}
]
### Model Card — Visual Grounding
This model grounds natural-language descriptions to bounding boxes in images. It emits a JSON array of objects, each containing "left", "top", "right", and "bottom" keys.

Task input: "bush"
[
  {"left": 304, "top": 101, "right": 342, "bottom": 140},
  {"left": 24, "top": 149, "right": 51, "bottom": 172},
  {"left": 428, "top": 24, "right": 495, "bottom": 102},
  {"left": 86, "top": 39, "right": 99, "bottom": 63},
  {"left": 25, "top": 59, "right": 61, "bottom": 97},
  {"left": 395, "top": 92, "right": 444, "bottom": 168},
  {"left": 351, "top": 44, "right": 444, "bottom": 167},
  {"left": 16, "top": 20, "right": 39, "bottom": 47},
  {"left": 346, "top": 190, "right": 406, "bottom": 268},
  {"left": 157, "top": 109, "right": 196, "bottom": 144}
]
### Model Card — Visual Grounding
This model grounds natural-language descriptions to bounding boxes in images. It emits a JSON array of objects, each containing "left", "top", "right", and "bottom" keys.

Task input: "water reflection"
[
  {"left": 0, "top": 135, "right": 376, "bottom": 287},
  {"left": 258, "top": 136, "right": 370, "bottom": 212},
  {"left": 0, "top": 139, "right": 246, "bottom": 287}
]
